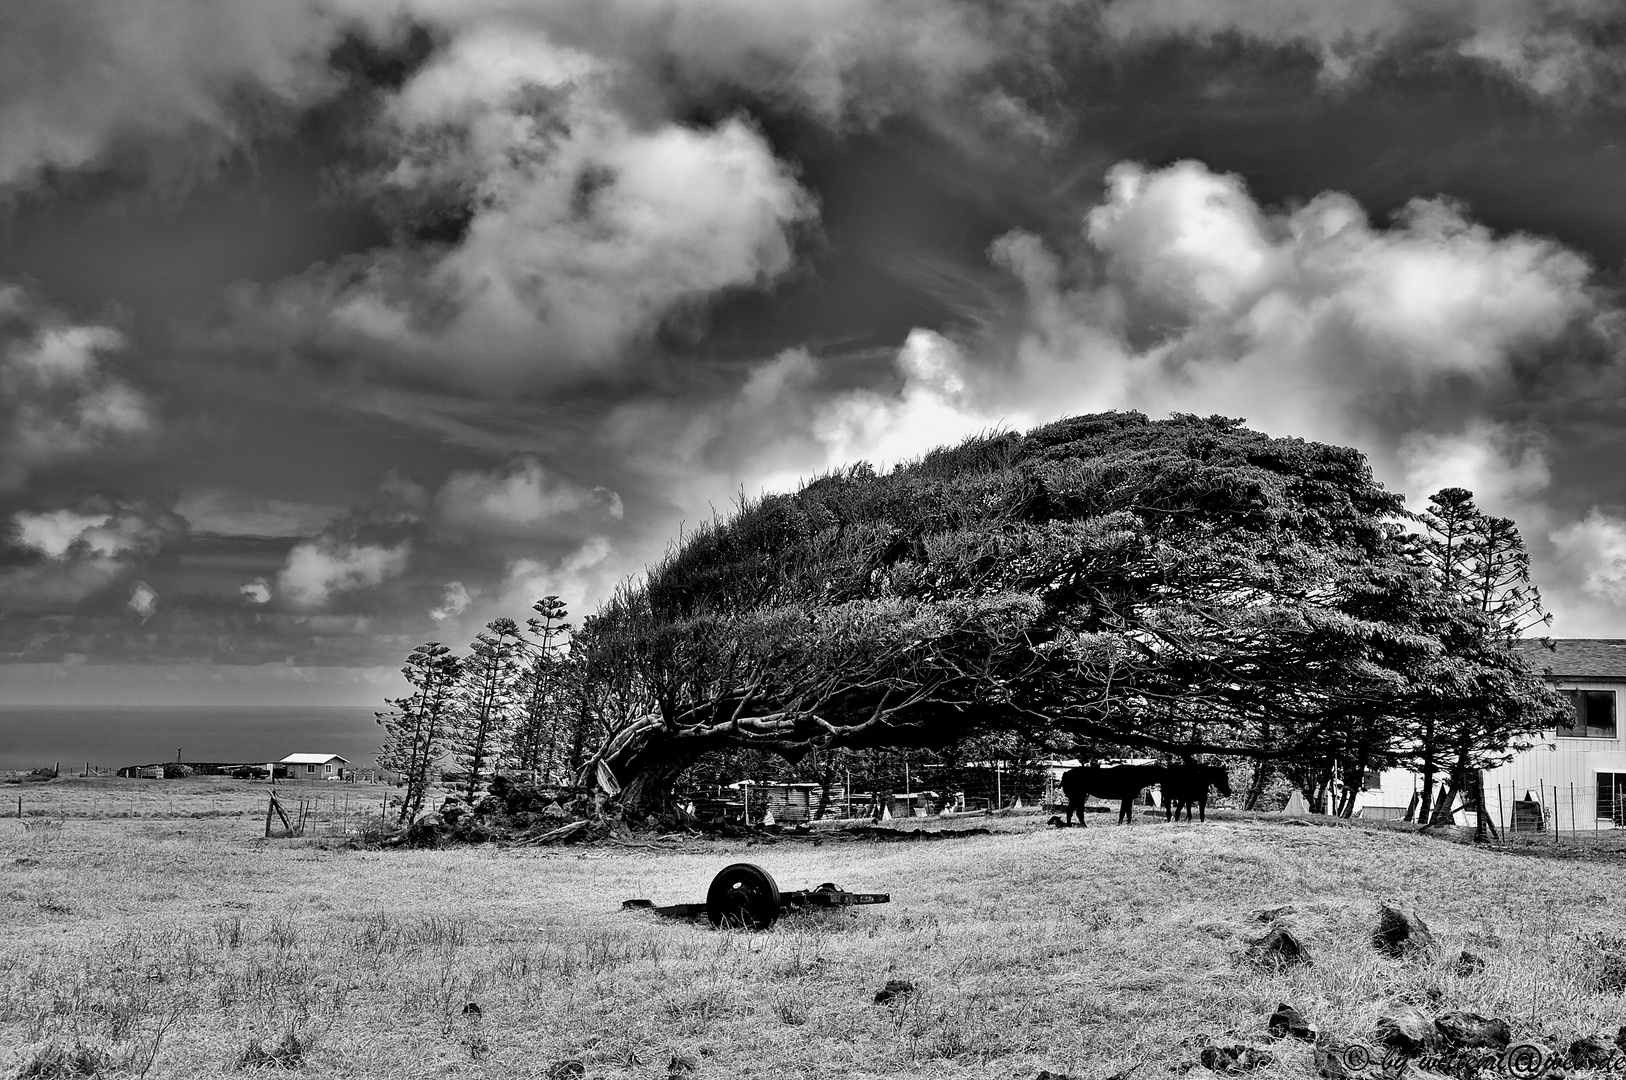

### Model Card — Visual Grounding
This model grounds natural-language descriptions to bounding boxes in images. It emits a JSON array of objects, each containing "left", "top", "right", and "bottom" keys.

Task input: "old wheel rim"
[{"left": 706, "top": 863, "right": 781, "bottom": 929}]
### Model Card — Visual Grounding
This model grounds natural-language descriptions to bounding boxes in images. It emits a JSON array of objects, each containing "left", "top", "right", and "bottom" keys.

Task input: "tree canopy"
[{"left": 574, "top": 411, "right": 1565, "bottom": 812}]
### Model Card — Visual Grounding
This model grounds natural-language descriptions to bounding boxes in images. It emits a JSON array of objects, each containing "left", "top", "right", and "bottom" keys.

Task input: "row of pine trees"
[{"left": 375, "top": 597, "right": 576, "bottom": 825}]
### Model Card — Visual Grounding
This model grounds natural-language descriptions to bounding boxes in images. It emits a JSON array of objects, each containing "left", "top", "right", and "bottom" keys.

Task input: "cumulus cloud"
[
  {"left": 240, "top": 578, "right": 272, "bottom": 605},
  {"left": 1096, "top": 0, "right": 1626, "bottom": 99},
  {"left": 436, "top": 455, "right": 623, "bottom": 534},
  {"left": 429, "top": 580, "right": 471, "bottom": 621},
  {"left": 493, "top": 536, "right": 614, "bottom": 623},
  {"left": 1, "top": 500, "right": 177, "bottom": 609},
  {"left": 128, "top": 580, "right": 158, "bottom": 619},
  {"left": 0, "top": 0, "right": 1022, "bottom": 198},
  {"left": 0, "top": 0, "right": 367, "bottom": 192},
  {"left": 244, "top": 25, "right": 816, "bottom": 387},
  {"left": 983, "top": 160, "right": 1602, "bottom": 509},
  {"left": 0, "top": 287, "right": 152, "bottom": 490},
  {"left": 275, "top": 538, "right": 410, "bottom": 609},
  {"left": 1552, "top": 510, "right": 1626, "bottom": 603}
]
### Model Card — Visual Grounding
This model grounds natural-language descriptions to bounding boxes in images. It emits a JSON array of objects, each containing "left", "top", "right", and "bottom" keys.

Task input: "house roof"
[
  {"left": 1516, "top": 639, "right": 1626, "bottom": 680},
  {"left": 278, "top": 753, "right": 349, "bottom": 764}
]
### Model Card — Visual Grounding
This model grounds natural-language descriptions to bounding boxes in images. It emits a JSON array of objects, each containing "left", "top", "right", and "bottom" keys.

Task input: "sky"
[{"left": 5, "top": 0, "right": 1626, "bottom": 706}]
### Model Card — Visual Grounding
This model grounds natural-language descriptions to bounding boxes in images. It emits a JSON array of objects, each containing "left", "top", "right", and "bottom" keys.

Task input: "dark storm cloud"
[{"left": 6, "top": 0, "right": 1626, "bottom": 700}]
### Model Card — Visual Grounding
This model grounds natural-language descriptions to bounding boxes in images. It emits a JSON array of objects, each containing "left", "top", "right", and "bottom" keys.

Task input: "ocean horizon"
[{"left": 0, "top": 705, "right": 385, "bottom": 772}]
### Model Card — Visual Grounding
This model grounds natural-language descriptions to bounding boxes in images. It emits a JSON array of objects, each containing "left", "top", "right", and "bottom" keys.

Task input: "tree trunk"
[
  {"left": 1473, "top": 771, "right": 1497, "bottom": 842},
  {"left": 1416, "top": 756, "right": 1435, "bottom": 825},
  {"left": 1244, "top": 759, "right": 1272, "bottom": 811}
]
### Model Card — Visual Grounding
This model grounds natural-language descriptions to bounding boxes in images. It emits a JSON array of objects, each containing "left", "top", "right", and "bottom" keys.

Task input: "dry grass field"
[{"left": 3, "top": 778, "right": 1625, "bottom": 1080}]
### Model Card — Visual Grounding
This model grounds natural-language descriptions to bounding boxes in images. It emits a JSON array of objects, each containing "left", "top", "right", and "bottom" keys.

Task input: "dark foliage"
[{"left": 558, "top": 411, "right": 1563, "bottom": 813}]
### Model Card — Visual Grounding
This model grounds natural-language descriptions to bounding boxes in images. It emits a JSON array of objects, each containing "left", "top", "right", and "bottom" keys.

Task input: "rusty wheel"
[{"left": 706, "top": 863, "right": 781, "bottom": 930}]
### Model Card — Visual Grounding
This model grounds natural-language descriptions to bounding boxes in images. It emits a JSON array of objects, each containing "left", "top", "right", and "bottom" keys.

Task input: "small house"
[{"left": 278, "top": 753, "right": 349, "bottom": 781}]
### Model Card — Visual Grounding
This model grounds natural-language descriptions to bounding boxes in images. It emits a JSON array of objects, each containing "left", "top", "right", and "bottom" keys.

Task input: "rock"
[
  {"left": 1313, "top": 1041, "right": 1362, "bottom": 1080},
  {"left": 1247, "top": 926, "right": 1311, "bottom": 969},
  {"left": 1199, "top": 1046, "right": 1274, "bottom": 1074},
  {"left": 1373, "top": 904, "right": 1436, "bottom": 958},
  {"left": 1453, "top": 950, "right": 1486, "bottom": 977},
  {"left": 1375, "top": 1004, "right": 1435, "bottom": 1054},
  {"left": 1433, "top": 1011, "right": 1511, "bottom": 1050},
  {"left": 1568, "top": 1036, "right": 1614, "bottom": 1069},
  {"left": 1267, "top": 1004, "right": 1316, "bottom": 1042},
  {"left": 874, "top": 979, "right": 916, "bottom": 1005}
]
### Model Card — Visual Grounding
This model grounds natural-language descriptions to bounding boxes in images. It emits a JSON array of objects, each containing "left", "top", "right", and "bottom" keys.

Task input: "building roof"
[
  {"left": 1516, "top": 639, "right": 1626, "bottom": 680},
  {"left": 278, "top": 753, "right": 349, "bottom": 764}
]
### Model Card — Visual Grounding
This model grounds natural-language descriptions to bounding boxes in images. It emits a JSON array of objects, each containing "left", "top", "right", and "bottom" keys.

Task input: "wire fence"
[
  {"left": 263, "top": 791, "right": 392, "bottom": 839},
  {"left": 1487, "top": 782, "right": 1626, "bottom": 835}
]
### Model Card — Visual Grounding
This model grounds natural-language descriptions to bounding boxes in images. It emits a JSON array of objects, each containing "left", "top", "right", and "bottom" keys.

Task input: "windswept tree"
[
  {"left": 508, "top": 596, "right": 572, "bottom": 783},
  {"left": 450, "top": 619, "right": 522, "bottom": 799},
  {"left": 564, "top": 412, "right": 1561, "bottom": 817},
  {"left": 376, "top": 642, "right": 463, "bottom": 824}
]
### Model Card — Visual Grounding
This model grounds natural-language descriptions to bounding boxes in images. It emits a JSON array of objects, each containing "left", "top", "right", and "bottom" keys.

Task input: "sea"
[{"left": 0, "top": 706, "right": 385, "bottom": 772}]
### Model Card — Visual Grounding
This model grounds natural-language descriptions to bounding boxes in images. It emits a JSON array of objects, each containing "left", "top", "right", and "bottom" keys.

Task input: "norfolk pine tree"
[
  {"left": 510, "top": 596, "right": 572, "bottom": 782},
  {"left": 452, "top": 619, "right": 522, "bottom": 800},
  {"left": 376, "top": 642, "right": 463, "bottom": 824}
]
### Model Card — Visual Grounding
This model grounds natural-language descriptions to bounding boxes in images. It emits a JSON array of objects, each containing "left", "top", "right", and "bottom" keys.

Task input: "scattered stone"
[
  {"left": 1375, "top": 1004, "right": 1435, "bottom": 1054},
  {"left": 667, "top": 1053, "right": 697, "bottom": 1075},
  {"left": 1250, "top": 906, "right": 1297, "bottom": 923},
  {"left": 1246, "top": 926, "right": 1311, "bottom": 969},
  {"left": 1433, "top": 1011, "right": 1511, "bottom": 1050},
  {"left": 544, "top": 1062, "right": 586, "bottom": 1080},
  {"left": 1373, "top": 904, "right": 1436, "bottom": 958},
  {"left": 1199, "top": 1046, "right": 1274, "bottom": 1074},
  {"left": 1267, "top": 1004, "right": 1316, "bottom": 1042},
  {"left": 1453, "top": 951, "right": 1486, "bottom": 977},
  {"left": 1313, "top": 1040, "right": 1362, "bottom": 1080},
  {"left": 874, "top": 979, "right": 917, "bottom": 1005},
  {"left": 1568, "top": 1036, "right": 1614, "bottom": 1069}
]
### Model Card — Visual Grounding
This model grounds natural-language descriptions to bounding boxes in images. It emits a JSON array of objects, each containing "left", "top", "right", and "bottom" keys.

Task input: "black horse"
[
  {"left": 1162, "top": 763, "right": 1232, "bottom": 823},
  {"left": 1061, "top": 764, "right": 1168, "bottom": 825}
]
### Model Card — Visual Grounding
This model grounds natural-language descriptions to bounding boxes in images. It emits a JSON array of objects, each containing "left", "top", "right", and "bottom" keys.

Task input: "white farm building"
[
  {"left": 278, "top": 753, "right": 350, "bottom": 780},
  {"left": 1336, "top": 639, "right": 1626, "bottom": 832}
]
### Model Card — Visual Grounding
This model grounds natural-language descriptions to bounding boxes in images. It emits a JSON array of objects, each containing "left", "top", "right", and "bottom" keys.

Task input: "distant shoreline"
[{"left": 0, "top": 704, "right": 383, "bottom": 772}]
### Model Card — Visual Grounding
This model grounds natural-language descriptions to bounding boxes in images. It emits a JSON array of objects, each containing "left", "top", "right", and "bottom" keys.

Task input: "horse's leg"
[{"left": 1198, "top": 794, "right": 1206, "bottom": 823}]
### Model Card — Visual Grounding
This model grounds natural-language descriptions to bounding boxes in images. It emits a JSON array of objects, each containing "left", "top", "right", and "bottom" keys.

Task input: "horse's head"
[{"left": 1210, "top": 764, "right": 1233, "bottom": 797}]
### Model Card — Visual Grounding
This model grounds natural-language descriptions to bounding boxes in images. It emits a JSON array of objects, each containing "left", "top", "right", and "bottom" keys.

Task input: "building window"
[
  {"left": 307, "top": 764, "right": 315, "bottom": 773},
  {"left": 1559, "top": 690, "right": 1617, "bottom": 738},
  {"left": 1362, "top": 769, "right": 1383, "bottom": 792},
  {"left": 1598, "top": 773, "right": 1626, "bottom": 824}
]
